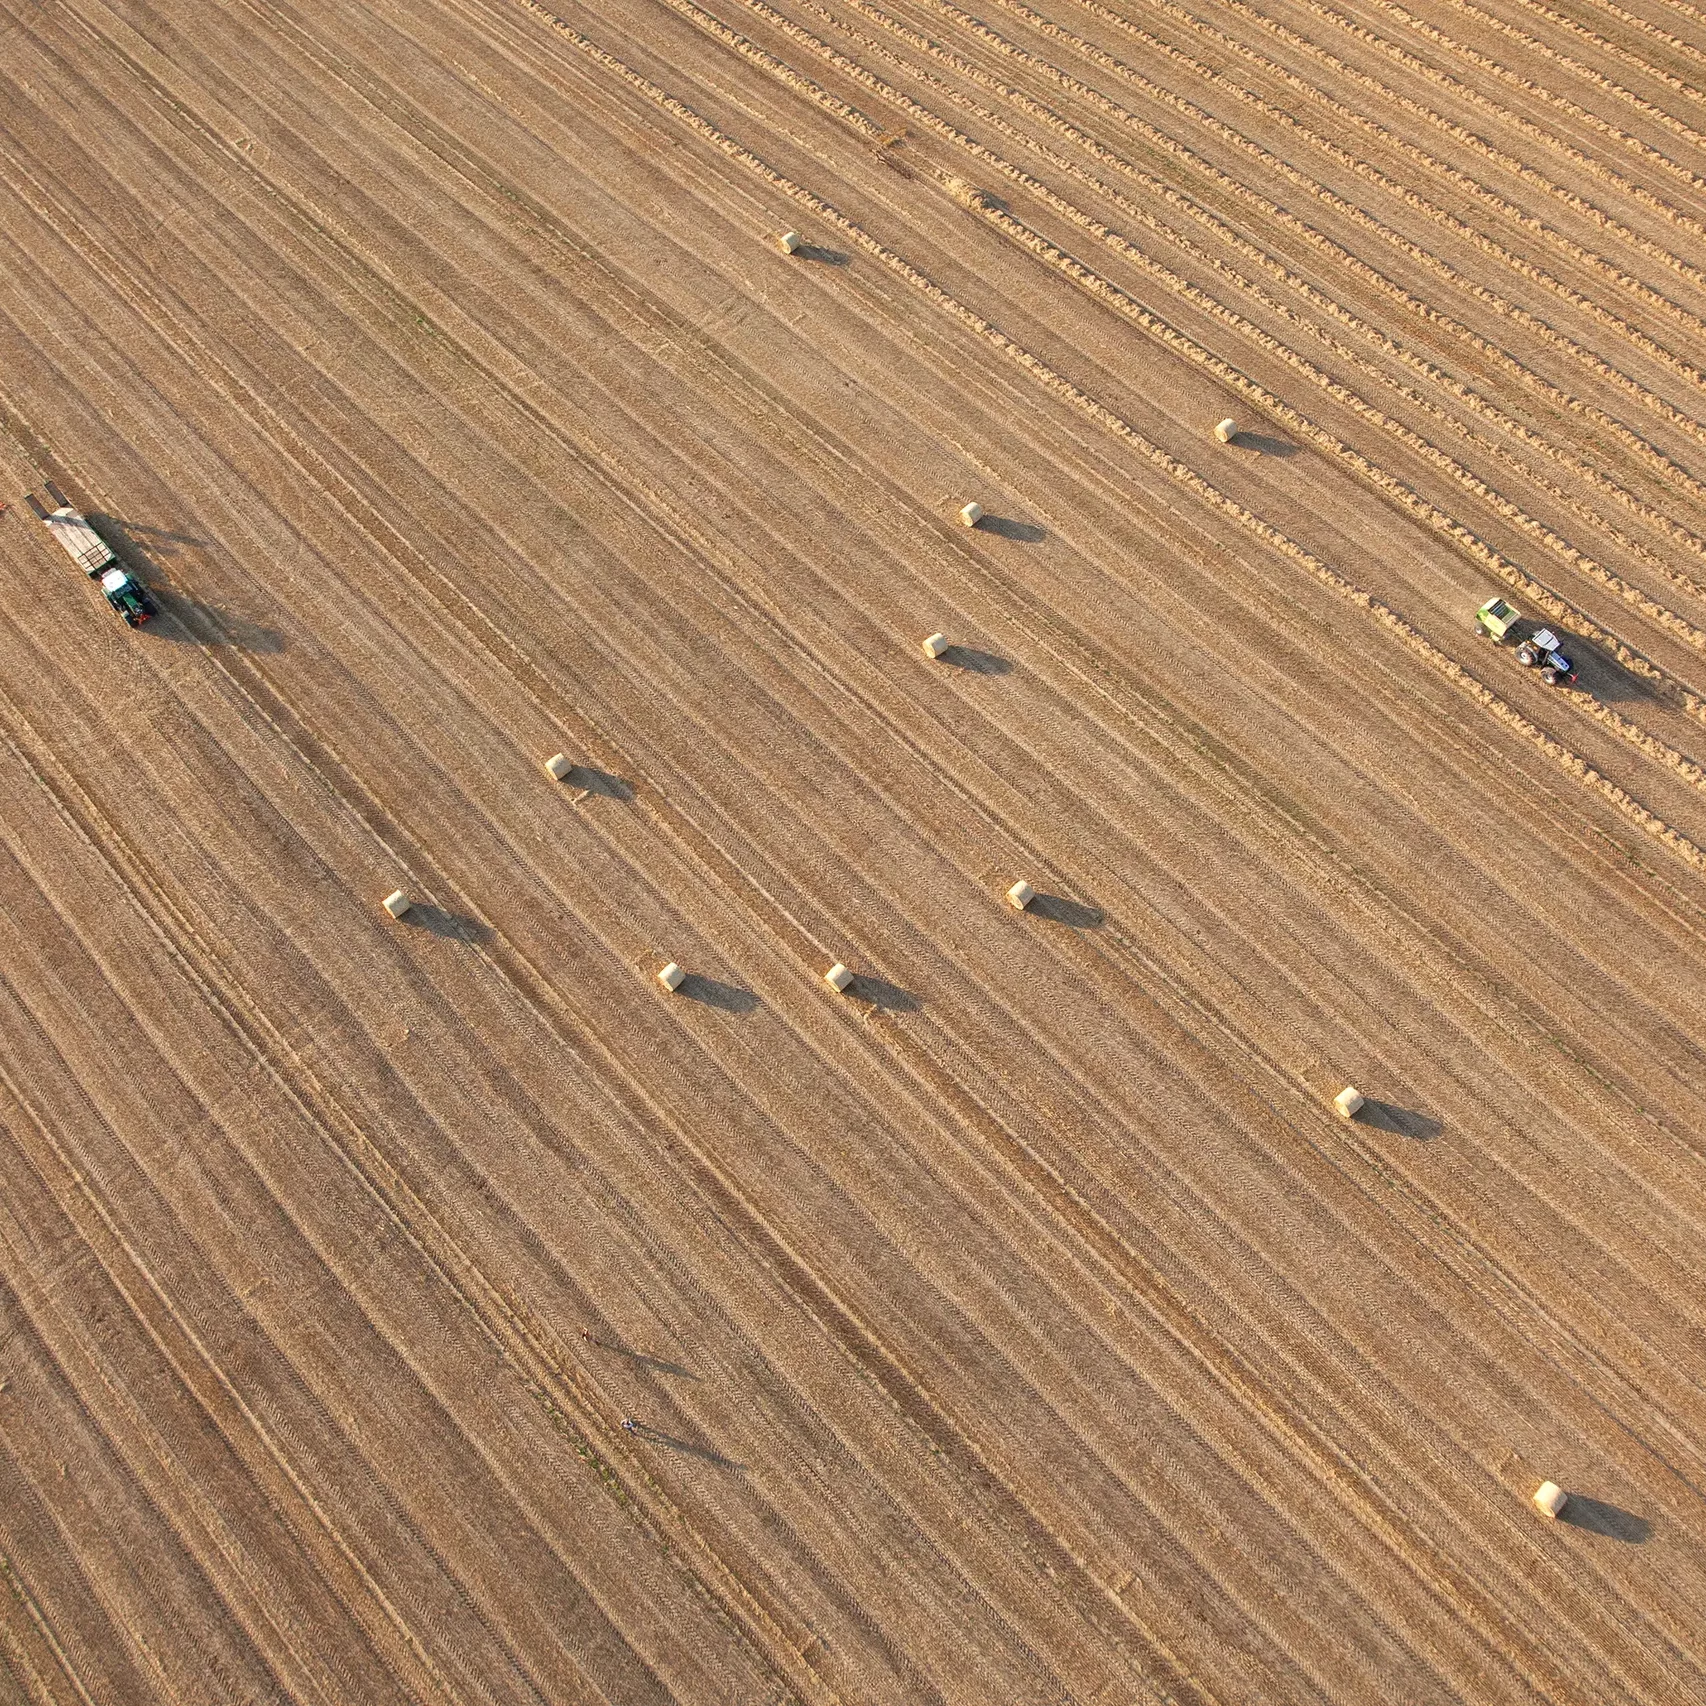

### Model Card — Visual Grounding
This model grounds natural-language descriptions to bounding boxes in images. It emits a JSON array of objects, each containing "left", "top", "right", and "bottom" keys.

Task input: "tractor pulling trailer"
[{"left": 26, "top": 482, "right": 155, "bottom": 627}]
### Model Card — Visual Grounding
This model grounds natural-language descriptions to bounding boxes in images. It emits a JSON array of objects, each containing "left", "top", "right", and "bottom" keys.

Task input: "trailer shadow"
[
  {"left": 90, "top": 513, "right": 208, "bottom": 553},
  {"left": 678, "top": 974, "right": 761, "bottom": 1015},
  {"left": 1028, "top": 892, "right": 1105, "bottom": 930},
  {"left": 1357, "top": 1100, "right": 1443, "bottom": 1141},
  {"left": 1561, "top": 1496, "right": 1651, "bottom": 1544},
  {"left": 401, "top": 906, "right": 492, "bottom": 943}
]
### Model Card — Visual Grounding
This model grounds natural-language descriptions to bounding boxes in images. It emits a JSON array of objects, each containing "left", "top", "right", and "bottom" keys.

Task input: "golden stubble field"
[{"left": 2, "top": 0, "right": 1706, "bottom": 1700}]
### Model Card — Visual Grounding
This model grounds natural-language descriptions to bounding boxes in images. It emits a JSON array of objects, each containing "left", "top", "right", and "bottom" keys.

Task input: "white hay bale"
[
  {"left": 382, "top": 889, "right": 412, "bottom": 919},
  {"left": 1007, "top": 880, "right": 1036, "bottom": 910},
  {"left": 777, "top": 230, "right": 802, "bottom": 253},
  {"left": 1214, "top": 418, "right": 1238, "bottom": 443},
  {"left": 825, "top": 962, "right": 854, "bottom": 993},
  {"left": 921, "top": 632, "right": 950, "bottom": 658},
  {"left": 1334, "top": 1086, "right": 1365, "bottom": 1119},
  {"left": 657, "top": 962, "right": 686, "bottom": 992},
  {"left": 544, "top": 752, "right": 574, "bottom": 781},
  {"left": 1533, "top": 1481, "right": 1568, "bottom": 1519},
  {"left": 959, "top": 502, "right": 984, "bottom": 527}
]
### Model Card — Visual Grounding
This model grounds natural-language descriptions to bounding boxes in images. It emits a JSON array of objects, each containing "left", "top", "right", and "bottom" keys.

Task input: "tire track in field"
[
  {"left": 896, "top": 0, "right": 1706, "bottom": 475},
  {"left": 615, "top": 0, "right": 1706, "bottom": 777},
  {"left": 738, "top": 0, "right": 1706, "bottom": 612},
  {"left": 69, "top": 6, "right": 1706, "bottom": 1685}
]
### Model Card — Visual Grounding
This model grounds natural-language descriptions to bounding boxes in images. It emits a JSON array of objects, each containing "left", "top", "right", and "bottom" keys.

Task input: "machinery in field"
[
  {"left": 26, "top": 482, "right": 156, "bottom": 627},
  {"left": 1474, "top": 596, "right": 1577, "bottom": 686}
]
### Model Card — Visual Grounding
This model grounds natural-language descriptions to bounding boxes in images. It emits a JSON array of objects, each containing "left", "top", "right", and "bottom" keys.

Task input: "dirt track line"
[
  {"left": 3, "top": 20, "right": 1596, "bottom": 1678},
  {"left": 1100, "top": 0, "right": 1706, "bottom": 334},
  {"left": 1301, "top": 0, "right": 1706, "bottom": 209},
  {"left": 176, "top": 0, "right": 1706, "bottom": 1110},
  {"left": 49, "top": 0, "right": 1706, "bottom": 1535},
  {"left": 904, "top": 0, "right": 1706, "bottom": 478},
  {"left": 0, "top": 1555, "right": 98, "bottom": 1706},
  {"left": 508, "top": 0, "right": 1706, "bottom": 870},
  {"left": 763, "top": 0, "right": 1706, "bottom": 606}
]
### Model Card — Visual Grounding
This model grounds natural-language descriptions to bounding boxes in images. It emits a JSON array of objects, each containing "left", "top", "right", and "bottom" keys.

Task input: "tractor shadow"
[
  {"left": 1028, "top": 892, "right": 1105, "bottom": 930},
  {"left": 1357, "top": 1100, "right": 1443, "bottom": 1141},
  {"left": 678, "top": 974, "right": 761, "bottom": 1015},
  {"left": 795, "top": 242, "right": 851, "bottom": 266},
  {"left": 630, "top": 1423, "right": 746, "bottom": 1470},
  {"left": 148, "top": 589, "right": 285, "bottom": 653},
  {"left": 572, "top": 767, "right": 635, "bottom": 801},
  {"left": 851, "top": 974, "right": 922, "bottom": 1014},
  {"left": 1561, "top": 1496, "right": 1651, "bottom": 1544},
  {"left": 940, "top": 644, "right": 1012, "bottom": 675},
  {"left": 1234, "top": 433, "right": 1299, "bottom": 457},
  {"left": 401, "top": 906, "right": 492, "bottom": 943},
  {"left": 973, "top": 514, "right": 1046, "bottom": 543}
]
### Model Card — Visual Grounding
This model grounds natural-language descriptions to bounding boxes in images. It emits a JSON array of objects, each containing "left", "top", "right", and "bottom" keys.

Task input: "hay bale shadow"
[
  {"left": 851, "top": 974, "right": 921, "bottom": 1013},
  {"left": 941, "top": 645, "right": 1011, "bottom": 675},
  {"left": 1561, "top": 1496, "right": 1651, "bottom": 1544},
  {"left": 1236, "top": 433, "right": 1299, "bottom": 457},
  {"left": 796, "top": 243, "right": 850, "bottom": 265},
  {"left": 679, "top": 974, "right": 761, "bottom": 1015},
  {"left": 974, "top": 514, "right": 1046, "bottom": 542},
  {"left": 1358, "top": 1101, "right": 1443, "bottom": 1141},
  {"left": 401, "top": 906, "right": 491, "bottom": 942},
  {"left": 573, "top": 767, "right": 634, "bottom": 801},
  {"left": 1028, "top": 892, "right": 1104, "bottom": 929}
]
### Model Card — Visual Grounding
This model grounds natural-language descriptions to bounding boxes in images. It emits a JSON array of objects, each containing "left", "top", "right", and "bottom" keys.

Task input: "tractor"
[
  {"left": 1475, "top": 597, "right": 1577, "bottom": 686},
  {"left": 26, "top": 482, "right": 156, "bottom": 627}
]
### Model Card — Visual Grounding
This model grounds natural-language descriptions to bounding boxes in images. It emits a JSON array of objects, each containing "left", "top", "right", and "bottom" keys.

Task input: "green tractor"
[{"left": 1475, "top": 597, "right": 1577, "bottom": 685}]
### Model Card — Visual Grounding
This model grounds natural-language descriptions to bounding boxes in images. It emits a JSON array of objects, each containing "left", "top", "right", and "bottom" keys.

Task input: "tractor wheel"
[
  {"left": 1541, "top": 667, "right": 1559, "bottom": 685},
  {"left": 1517, "top": 644, "right": 1537, "bottom": 665}
]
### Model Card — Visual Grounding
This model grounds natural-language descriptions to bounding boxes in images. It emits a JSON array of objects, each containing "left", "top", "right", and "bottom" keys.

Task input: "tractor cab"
[
  {"left": 1518, "top": 628, "right": 1576, "bottom": 686},
  {"left": 99, "top": 565, "right": 154, "bottom": 627}
]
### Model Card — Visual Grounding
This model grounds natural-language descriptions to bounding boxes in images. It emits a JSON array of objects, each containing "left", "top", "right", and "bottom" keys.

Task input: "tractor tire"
[
  {"left": 1517, "top": 644, "right": 1538, "bottom": 665},
  {"left": 1541, "top": 667, "right": 1559, "bottom": 685}
]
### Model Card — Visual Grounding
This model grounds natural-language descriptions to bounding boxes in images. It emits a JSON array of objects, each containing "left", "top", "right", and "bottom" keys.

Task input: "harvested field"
[{"left": 4, "top": 0, "right": 1706, "bottom": 1698}]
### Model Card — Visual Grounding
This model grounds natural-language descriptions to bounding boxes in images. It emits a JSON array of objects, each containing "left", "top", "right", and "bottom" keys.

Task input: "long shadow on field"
[
  {"left": 940, "top": 644, "right": 1012, "bottom": 675},
  {"left": 1561, "top": 1496, "right": 1651, "bottom": 1544},
  {"left": 89, "top": 512, "right": 209, "bottom": 553},
  {"left": 795, "top": 242, "right": 851, "bottom": 265},
  {"left": 401, "top": 905, "right": 492, "bottom": 943},
  {"left": 631, "top": 1423, "right": 745, "bottom": 1470},
  {"left": 1235, "top": 432, "right": 1299, "bottom": 457},
  {"left": 973, "top": 514, "right": 1046, "bottom": 543},
  {"left": 1357, "top": 1100, "right": 1443, "bottom": 1142},
  {"left": 572, "top": 767, "right": 635, "bottom": 801},
  {"left": 146, "top": 589, "right": 286, "bottom": 654},
  {"left": 852, "top": 974, "right": 921, "bottom": 1014},
  {"left": 602, "top": 1343, "right": 698, "bottom": 1381},
  {"left": 678, "top": 974, "right": 760, "bottom": 1015},
  {"left": 1028, "top": 892, "right": 1105, "bottom": 930}
]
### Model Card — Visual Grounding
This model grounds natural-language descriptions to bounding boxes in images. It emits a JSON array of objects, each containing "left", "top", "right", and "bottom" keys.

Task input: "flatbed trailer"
[{"left": 25, "top": 481, "right": 155, "bottom": 626}]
